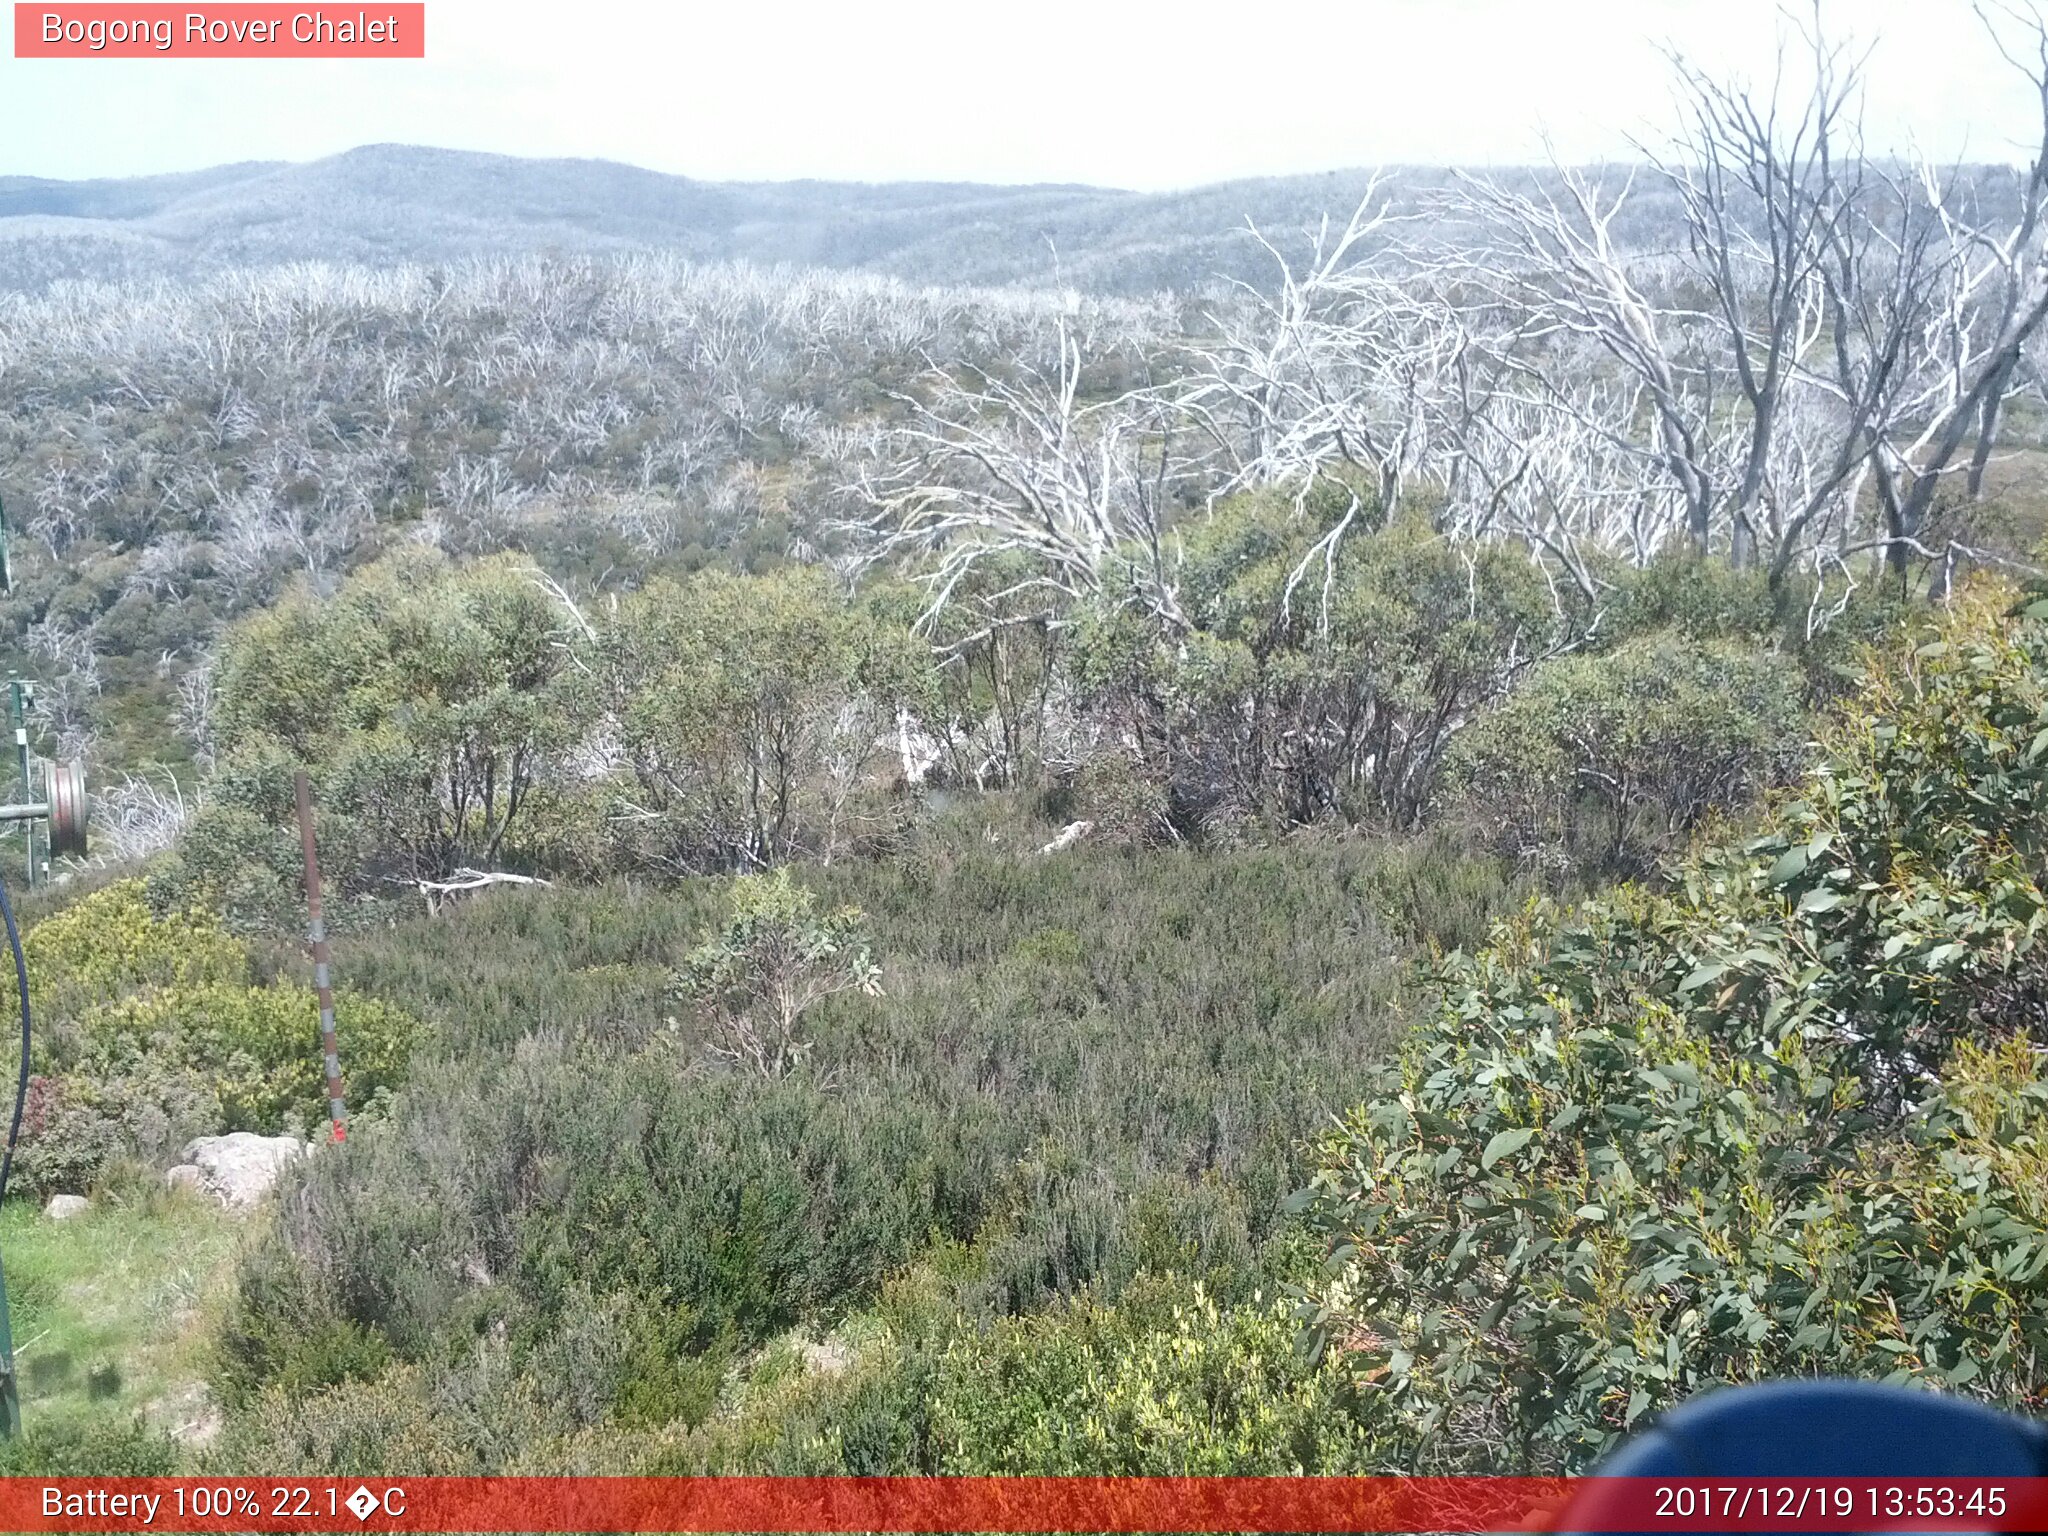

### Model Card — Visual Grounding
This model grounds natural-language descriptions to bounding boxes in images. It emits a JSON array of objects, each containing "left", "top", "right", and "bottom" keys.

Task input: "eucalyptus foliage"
[
  {"left": 206, "top": 547, "right": 589, "bottom": 885},
  {"left": 674, "top": 870, "right": 882, "bottom": 1079},
  {"left": 1299, "top": 581, "right": 2048, "bottom": 1470},
  {"left": 1442, "top": 632, "right": 1807, "bottom": 876},
  {"left": 603, "top": 568, "right": 932, "bottom": 872}
]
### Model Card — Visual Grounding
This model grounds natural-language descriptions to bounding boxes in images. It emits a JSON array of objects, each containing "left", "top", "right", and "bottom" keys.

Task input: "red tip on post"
[{"left": 331, "top": 1122, "right": 347, "bottom": 1143}]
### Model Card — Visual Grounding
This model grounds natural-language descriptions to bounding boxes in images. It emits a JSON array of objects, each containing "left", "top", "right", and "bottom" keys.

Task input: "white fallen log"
[
  {"left": 1038, "top": 820, "right": 1094, "bottom": 856},
  {"left": 391, "top": 869, "right": 554, "bottom": 915}
]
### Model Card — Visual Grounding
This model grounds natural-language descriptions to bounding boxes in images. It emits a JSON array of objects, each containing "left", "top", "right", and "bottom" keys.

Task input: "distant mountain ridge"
[
  {"left": 2, "top": 145, "right": 2026, "bottom": 298},
  {"left": 0, "top": 144, "right": 1461, "bottom": 294}
]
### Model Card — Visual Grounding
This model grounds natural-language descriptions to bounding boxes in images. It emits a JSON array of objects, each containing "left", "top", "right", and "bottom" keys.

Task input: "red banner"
[
  {"left": 13, "top": 5, "right": 424, "bottom": 57},
  {"left": 0, "top": 1476, "right": 2045, "bottom": 1533}
]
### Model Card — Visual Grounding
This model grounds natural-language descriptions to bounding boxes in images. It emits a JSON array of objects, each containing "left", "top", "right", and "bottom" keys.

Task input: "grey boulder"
[{"left": 179, "top": 1133, "right": 307, "bottom": 1209}]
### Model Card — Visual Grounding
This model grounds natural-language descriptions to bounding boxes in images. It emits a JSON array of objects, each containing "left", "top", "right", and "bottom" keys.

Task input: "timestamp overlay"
[{"left": 1, "top": 1477, "right": 2047, "bottom": 1533}]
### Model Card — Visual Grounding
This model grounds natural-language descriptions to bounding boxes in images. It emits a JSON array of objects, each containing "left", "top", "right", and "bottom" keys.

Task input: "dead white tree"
[
  {"left": 173, "top": 656, "right": 217, "bottom": 771},
  {"left": 81, "top": 770, "right": 191, "bottom": 866},
  {"left": 1862, "top": 0, "right": 2048, "bottom": 584},
  {"left": 1176, "top": 184, "right": 1449, "bottom": 512},
  {"left": 1452, "top": 3, "right": 2048, "bottom": 589},
  {"left": 24, "top": 615, "right": 101, "bottom": 761},
  {"left": 850, "top": 316, "right": 1193, "bottom": 633},
  {"left": 1450, "top": 160, "right": 1723, "bottom": 558}
]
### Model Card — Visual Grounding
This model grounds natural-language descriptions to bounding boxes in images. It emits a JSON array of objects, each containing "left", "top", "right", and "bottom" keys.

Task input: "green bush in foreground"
[
  {"left": 931, "top": 1271, "right": 1385, "bottom": 1474},
  {"left": 0, "top": 1416, "right": 179, "bottom": 1475},
  {"left": 10, "top": 881, "right": 244, "bottom": 1030},
  {"left": 3, "top": 880, "right": 422, "bottom": 1198},
  {"left": 1300, "top": 581, "right": 2048, "bottom": 1472},
  {"left": 82, "top": 982, "right": 418, "bottom": 1135}
]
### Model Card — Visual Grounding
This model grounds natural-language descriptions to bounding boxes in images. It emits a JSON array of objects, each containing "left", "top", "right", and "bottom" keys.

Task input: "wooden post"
[{"left": 294, "top": 772, "right": 347, "bottom": 1143}]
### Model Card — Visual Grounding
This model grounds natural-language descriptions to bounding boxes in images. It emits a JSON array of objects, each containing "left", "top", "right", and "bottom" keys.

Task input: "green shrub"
[
  {"left": 145, "top": 800, "right": 308, "bottom": 933},
  {"left": 208, "top": 548, "right": 592, "bottom": 887},
  {"left": 674, "top": 870, "right": 880, "bottom": 1079},
  {"left": 603, "top": 567, "right": 932, "bottom": 872},
  {"left": 0, "top": 1416, "right": 179, "bottom": 1475},
  {"left": 931, "top": 1272, "right": 1384, "bottom": 1473},
  {"left": 608, "top": 1304, "right": 726, "bottom": 1432},
  {"left": 13, "top": 880, "right": 244, "bottom": 1022},
  {"left": 206, "top": 1359, "right": 546, "bottom": 1476},
  {"left": 0, "top": 877, "right": 421, "bottom": 1194},
  {"left": 1598, "top": 556, "right": 1784, "bottom": 643},
  {"left": 1071, "top": 505, "right": 1568, "bottom": 831},
  {"left": 10, "top": 1075, "right": 128, "bottom": 1202},
  {"left": 1442, "top": 632, "right": 1807, "bottom": 876},
  {"left": 1068, "top": 752, "right": 1177, "bottom": 847},
  {"left": 215, "top": 1235, "right": 393, "bottom": 1407},
  {"left": 1299, "top": 580, "right": 2048, "bottom": 1472},
  {"left": 84, "top": 983, "right": 418, "bottom": 1135}
]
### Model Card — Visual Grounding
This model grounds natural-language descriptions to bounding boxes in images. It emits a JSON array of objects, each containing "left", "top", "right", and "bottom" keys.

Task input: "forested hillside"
[
  {"left": 0, "top": 150, "right": 1707, "bottom": 295},
  {"left": 6, "top": 5, "right": 2048, "bottom": 1478}
]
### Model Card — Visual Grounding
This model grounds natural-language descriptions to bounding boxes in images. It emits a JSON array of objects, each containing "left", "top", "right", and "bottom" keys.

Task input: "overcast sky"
[{"left": 2, "top": 0, "right": 2040, "bottom": 188}]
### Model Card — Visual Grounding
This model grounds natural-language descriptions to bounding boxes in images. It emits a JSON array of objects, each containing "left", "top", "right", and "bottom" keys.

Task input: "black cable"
[{"left": 0, "top": 875, "right": 29, "bottom": 1207}]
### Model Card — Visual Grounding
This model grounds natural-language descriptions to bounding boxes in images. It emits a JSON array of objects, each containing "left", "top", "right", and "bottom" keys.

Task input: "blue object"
[{"left": 1557, "top": 1379, "right": 2048, "bottom": 1534}]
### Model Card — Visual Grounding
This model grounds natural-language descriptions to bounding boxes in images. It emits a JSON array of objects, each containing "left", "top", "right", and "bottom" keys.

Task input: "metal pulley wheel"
[{"left": 42, "top": 759, "right": 87, "bottom": 858}]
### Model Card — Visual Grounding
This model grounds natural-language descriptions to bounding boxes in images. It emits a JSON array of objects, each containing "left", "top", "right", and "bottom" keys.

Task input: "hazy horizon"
[
  {"left": 3, "top": 0, "right": 2042, "bottom": 190},
  {"left": 0, "top": 139, "right": 1869, "bottom": 197}
]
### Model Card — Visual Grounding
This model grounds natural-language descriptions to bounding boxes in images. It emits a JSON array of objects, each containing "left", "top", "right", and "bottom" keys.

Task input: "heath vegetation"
[{"left": 4, "top": 2, "right": 2048, "bottom": 1478}]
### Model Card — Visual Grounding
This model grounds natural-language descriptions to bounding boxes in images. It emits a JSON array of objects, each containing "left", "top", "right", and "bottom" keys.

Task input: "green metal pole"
[
  {"left": 8, "top": 684, "right": 28, "bottom": 892},
  {"left": 0, "top": 1248, "right": 20, "bottom": 1438},
  {"left": 0, "top": 490, "right": 25, "bottom": 1435},
  {"left": 23, "top": 686, "right": 37, "bottom": 888}
]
